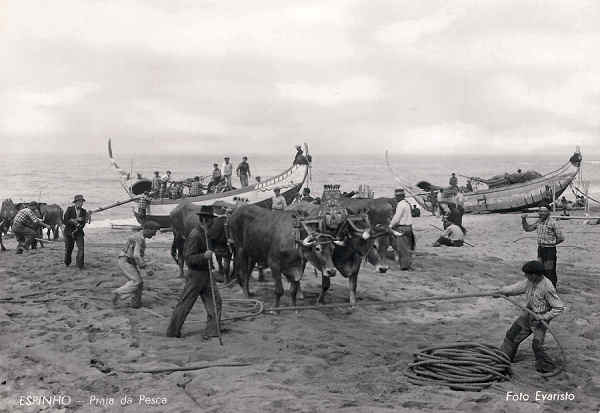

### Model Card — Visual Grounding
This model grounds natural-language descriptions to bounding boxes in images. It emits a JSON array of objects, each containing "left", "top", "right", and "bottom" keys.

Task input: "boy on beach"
[
  {"left": 496, "top": 260, "right": 565, "bottom": 373},
  {"left": 113, "top": 221, "right": 160, "bottom": 308}
]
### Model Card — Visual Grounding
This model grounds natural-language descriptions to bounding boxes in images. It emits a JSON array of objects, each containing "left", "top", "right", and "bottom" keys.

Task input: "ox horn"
[
  {"left": 361, "top": 230, "right": 371, "bottom": 240},
  {"left": 333, "top": 239, "right": 345, "bottom": 246},
  {"left": 302, "top": 234, "right": 316, "bottom": 246}
]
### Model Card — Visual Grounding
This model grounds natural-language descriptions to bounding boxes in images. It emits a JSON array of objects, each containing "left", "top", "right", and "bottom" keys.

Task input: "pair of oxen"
[
  {"left": 0, "top": 199, "right": 64, "bottom": 251},
  {"left": 170, "top": 197, "right": 402, "bottom": 308}
]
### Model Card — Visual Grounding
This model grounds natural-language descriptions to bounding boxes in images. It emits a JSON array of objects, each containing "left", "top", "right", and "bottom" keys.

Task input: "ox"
[
  {"left": 170, "top": 201, "right": 231, "bottom": 281},
  {"left": 40, "top": 203, "right": 64, "bottom": 240},
  {"left": 228, "top": 204, "right": 337, "bottom": 308},
  {"left": 0, "top": 199, "right": 18, "bottom": 251},
  {"left": 289, "top": 201, "right": 390, "bottom": 305}
]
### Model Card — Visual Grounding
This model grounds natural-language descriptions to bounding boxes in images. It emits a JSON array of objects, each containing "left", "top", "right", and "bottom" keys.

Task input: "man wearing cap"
[
  {"left": 63, "top": 195, "right": 88, "bottom": 268},
  {"left": 495, "top": 260, "right": 565, "bottom": 373},
  {"left": 159, "top": 170, "right": 172, "bottom": 198},
  {"left": 449, "top": 172, "right": 458, "bottom": 189},
  {"left": 271, "top": 187, "right": 287, "bottom": 210},
  {"left": 293, "top": 145, "right": 309, "bottom": 165},
  {"left": 389, "top": 188, "right": 415, "bottom": 270},
  {"left": 113, "top": 221, "right": 159, "bottom": 308},
  {"left": 12, "top": 201, "right": 51, "bottom": 254},
  {"left": 521, "top": 207, "right": 564, "bottom": 287},
  {"left": 236, "top": 156, "right": 251, "bottom": 187},
  {"left": 222, "top": 157, "right": 233, "bottom": 189},
  {"left": 167, "top": 206, "right": 222, "bottom": 339}
]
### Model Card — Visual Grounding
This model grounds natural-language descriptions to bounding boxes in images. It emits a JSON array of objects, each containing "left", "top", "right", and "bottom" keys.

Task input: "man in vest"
[
  {"left": 236, "top": 156, "right": 251, "bottom": 187},
  {"left": 113, "top": 220, "right": 160, "bottom": 308},
  {"left": 167, "top": 206, "right": 222, "bottom": 339},
  {"left": 63, "top": 194, "right": 88, "bottom": 268},
  {"left": 389, "top": 188, "right": 415, "bottom": 270}
]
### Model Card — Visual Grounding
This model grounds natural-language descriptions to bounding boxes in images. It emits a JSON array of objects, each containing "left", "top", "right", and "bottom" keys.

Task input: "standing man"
[
  {"left": 209, "top": 163, "right": 222, "bottom": 191},
  {"left": 271, "top": 187, "right": 287, "bottom": 210},
  {"left": 449, "top": 172, "right": 458, "bottom": 188},
  {"left": 236, "top": 156, "right": 251, "bottom": 187},
  {"left": 222, "top": 156, "right": 233, "bottom": 189},
  {"left": 113, "top": 221, "right": 159, "bottom": 308},
  {"left": 137, "top": 191, "right": 153, "bottom": 222},
  {"left": 190, "top": 176, "right": 203, "bottom": 197},
  {"left": 495, "top": 260, "right": 564, "bottom": 373},
  {"left": 293, "top": 145, "right": 308, "bottom": 165},
  {"left": 521, "top": 207, "right": 564, "bottom": 287},
  {"left": 12, "top": 202, "right": 50, "bottom": 254},
  {"left": 151, "top": 171, "right": 161, "bottom": 196},
  {"left": 389, "top": 188, "right": 414, "bottom": 270},
  {"left": 166, "top": 206, "right": 222, "bottom": 339},
  {"left": 160, "top": 170, "right": 172, "bottom": 198},
  {"left": 63, "top": 194, "right": 88, "bottom": 268}
]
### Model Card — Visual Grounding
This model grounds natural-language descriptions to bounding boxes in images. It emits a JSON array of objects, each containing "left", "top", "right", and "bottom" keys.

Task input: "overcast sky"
[{"left": 1, "top": 0, "right": 599, "bottom": 156}]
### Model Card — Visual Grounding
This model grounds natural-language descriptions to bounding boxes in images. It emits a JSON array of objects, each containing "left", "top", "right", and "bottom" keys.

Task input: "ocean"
[{"left": 2, "top": 151, "right": 599, "bottom": 227}]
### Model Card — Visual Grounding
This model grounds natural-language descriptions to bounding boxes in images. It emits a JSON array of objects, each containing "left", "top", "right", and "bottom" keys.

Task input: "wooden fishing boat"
[
  {"left": 108, "top": 140, "right": 311, "bottom": 227},
  {"left": 387, "top": 150, "right": 582, "bottom": 214}
]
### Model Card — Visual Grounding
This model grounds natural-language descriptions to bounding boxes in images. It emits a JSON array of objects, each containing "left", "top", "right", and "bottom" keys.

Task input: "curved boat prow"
[{"left": 107, "top": 139, "right": 134, "bottom": 196}]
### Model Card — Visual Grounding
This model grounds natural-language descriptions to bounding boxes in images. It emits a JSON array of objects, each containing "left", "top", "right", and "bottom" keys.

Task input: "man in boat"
[
  {"left": 433, "top": 215, "right": 464, "bottom": 247},
  {"left": 208, "top": 163, "right": 222, "bottom": 192},
  {"left": 63, "top": 195, "right": 88, "bottom": 268},
  {"left": 449, "top": 172, "right": 458, "bottom": 189},
  {"left": 297, "top": 187, "right": 314, "bottom": 203},
  {"left": 13, "top": 201, "right": 51, "bottom": 254},
  {"left": 293, "top": 145, "right": 309, "bottom": 165},
  {"left": 560, "top": 197, "right": 569, "bottom": 216},
  {"left": 465, "top": 179, "right": 473, "bottom": 192},
  {"left": 112, "top": 220, "right": 159, "bottom": 308},
  {"left": 236, "top": 156, "right": 251, "bottom": 187},
  {"left": 271, "top": 187, "right": 287, "bottom": 210},
  {"left": 411, "top": 204, "right": 421, "bottom": 218},
  {"left": 222, "top": 156, "right": 233, "bottom": 189},
  {"left": 495, "top": 260, "right": 564, "bottom": 373},
  {"left": 389, "top": 188, "right": 414, "bottom": 270},
  {"left": 137, "top": 191, "right": 153, "bottom": 222},
  {"left": 151, "top": 171, "right": 161, "bottom": 197},
  {"left": 160, "top": 170, "right": 172, "bottom": 198},
  {"left": 521, "top": 207, "right": 564, "bottom": 288},
  {"left": 190, "top": 176, "right": 203, "bottom": 197},
  {"left": 166, "top": 206, "right": 222, "bottom": 339}
]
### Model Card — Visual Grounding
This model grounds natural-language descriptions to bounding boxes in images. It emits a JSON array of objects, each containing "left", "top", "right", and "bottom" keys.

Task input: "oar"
[
  {"left": 430, "top": 224, "right": 474, "bottom": 247},
  {"left": 90, "top": 196, "right": 141, "bottom": 214}
]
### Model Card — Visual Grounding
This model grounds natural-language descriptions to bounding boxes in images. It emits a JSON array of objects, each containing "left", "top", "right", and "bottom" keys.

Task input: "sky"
[{"left": 1, "top": 0, "right": 600, "bottom": 156}]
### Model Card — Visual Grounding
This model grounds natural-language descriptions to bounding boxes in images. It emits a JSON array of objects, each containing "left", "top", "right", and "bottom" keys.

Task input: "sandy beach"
[{"left": 0, "top": 212, "right": 598, "bottom": 413}]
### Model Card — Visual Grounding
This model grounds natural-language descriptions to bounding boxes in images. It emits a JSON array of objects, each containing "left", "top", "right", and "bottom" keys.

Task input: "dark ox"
[
  {"left": 39, "top": 203, "right": 64, "bottom": 240},
  {"left": 228, "top": 204, "right": 337, "bottom": 308},
  {"left": 0, "top": 199, "right": 18, "bottom": 251},
  {"left": 289, "top": 201, "right": 390, "bottom": 305},
  {"left": 169, "top": 201, "right": 231, "bottom": 280}
]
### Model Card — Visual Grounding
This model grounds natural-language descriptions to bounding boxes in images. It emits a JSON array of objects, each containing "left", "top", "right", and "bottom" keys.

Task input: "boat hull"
[{"left": 135, "top": 163, "right": 308, "bottom": 227}]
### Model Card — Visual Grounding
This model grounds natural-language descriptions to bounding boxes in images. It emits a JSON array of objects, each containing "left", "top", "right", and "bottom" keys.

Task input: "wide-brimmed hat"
[
  {"left": 28, "top": 201, "right": 38, "bottom": 206},
  {"left": 273, "top": 186, "right": 281, "bottom": 192},
  {"left": 394, "top": 188, "right": 405, "bottom": 196},
  {"left": 196, "top": 205, "right": 216, "bottom": 217},
  {"left": 224, "top": 156, "right": 230, "bottom": 160},
  {"left": 295, "top": 145, "right": 302, "bottom": 150},
  {"left": 73, "top": 194, "right": 86, "bottom": 203}
]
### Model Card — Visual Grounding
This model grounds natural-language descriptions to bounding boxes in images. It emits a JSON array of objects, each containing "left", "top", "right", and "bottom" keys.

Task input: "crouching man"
[
  {"left": 495, "top": 260, "right": 565, "bottom": 373},
  {"left": 432, "top": 215, "right": 464, "bottom": 247},
  {"left": 112, "top": 221, "right": 160, "bottom": 308},
  {"left": 166, "top": 206, "right": 222, "bottom": 339}
]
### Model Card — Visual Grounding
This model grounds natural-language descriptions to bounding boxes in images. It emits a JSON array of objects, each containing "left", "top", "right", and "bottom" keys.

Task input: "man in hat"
[
  {"left": 495, "top": 260, "right": 565, "bottom": 373},
  {"left": 433, "top": 215, "right": 464, "bottom": 247},
  {"left": 167, "top": 206, "right": 222, "bottom": 339},
  {"left": 209, "top": 163, "right": 222, "bottom": 191},
  {"left": 449, "top": 172, "right": 458, "bottom": 189},
  {"left": 113, "top": 220, "right": 160, "bottom": 308},
  {"left": 159, "top": 170, "right": 172, "bottom": 198},
  {"left": 389, "top": 188, "right": 415, "bottom": 270},
  {"left": 63, "top": 194, "right": 88, "bottom": 268},
  {"left": 222, "top": 156, "right": 233, "bottom": 189},
  {"left": 12, "top": 201, "right": 51, "bottom": 254},
  {"left": 293, "top": 145, "right": 308, "bottom": 165},
  {"left": 298, "top": 187, "right": 314, "bottom": 203},
  {"left": 236, "top": 156, "right": 251, "bottom": 187},
  {"left": 521, "top": 207, "right": 564, "bottom": 287},
  {"left": 271, "top": 187, "right": 287, "bottom": 210}
]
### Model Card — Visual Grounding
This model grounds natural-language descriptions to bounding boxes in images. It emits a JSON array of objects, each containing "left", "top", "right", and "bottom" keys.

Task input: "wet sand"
[{"left": 0, "top": 213, "right": 599, "bottom": 412}]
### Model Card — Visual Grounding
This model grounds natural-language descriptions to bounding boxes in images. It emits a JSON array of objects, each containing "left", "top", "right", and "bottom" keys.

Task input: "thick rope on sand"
[{"left": 405, "top": 342, "right": 512, "bottom": 391}]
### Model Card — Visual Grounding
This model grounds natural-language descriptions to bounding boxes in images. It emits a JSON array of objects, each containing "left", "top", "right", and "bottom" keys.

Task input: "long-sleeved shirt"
[
  {"left": 389, "top": 199, "right": 412, "bottom": 227},
  {"left": 184, "top": 227, "right": 211, "bottom": 271},
  {"left": 271, "top": 195, "right": 287, "bottom": 210},
  {"left": 119, "top": 232, "right": 146, "bottom": 267},
  {"left": 236, "top": 161, "right": 251, "bottom": 176},
  {"left": 151, "top": 177, "right": 161, "bottom": 193},
  {"left": 523, "top": 217, "right": 564, "bottom": 246},
  {"left": 13, "top": 208, "right": 43, "bottom": 227},
  {"left": 190, "top": 181, "right": 203, "bottom": 196},
  {"left": 222, "top": 162, "right": 233, "bottom": 177},
  {"left": 500, "top": 277, "right": 565, "bottom": 321},
  {"left": 441, "top": 224, "right": 464, "bottom": 242}
]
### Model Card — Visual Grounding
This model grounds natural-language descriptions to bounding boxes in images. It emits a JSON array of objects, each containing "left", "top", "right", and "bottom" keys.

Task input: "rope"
[
  {"left": 405, "top": 342, "right": 512, "bottom": 391},
  {"left": 572, "top": 184, "right": 600, "bottom": 205}
]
